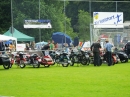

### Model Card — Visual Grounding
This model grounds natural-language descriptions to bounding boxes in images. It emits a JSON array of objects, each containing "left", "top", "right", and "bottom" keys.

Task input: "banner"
[
  {"left": 93, "top": 12, "right": 123, "bottom": 28},
  {"left": 24, "top": 19, "right": 52, "bottom": 28}
]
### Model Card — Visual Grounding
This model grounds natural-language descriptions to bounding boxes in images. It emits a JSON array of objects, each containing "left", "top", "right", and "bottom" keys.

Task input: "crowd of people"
[{"left": 0, "top": 40, "right": 15, "bottom": 54}]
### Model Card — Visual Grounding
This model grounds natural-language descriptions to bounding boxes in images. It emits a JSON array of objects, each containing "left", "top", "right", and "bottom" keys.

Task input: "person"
[
  {"left": 41, "top": 43, "right": 50, "bottom": 56},
  {"left": 124, "top": 41, "right": 130, "bottom": 57},
  {"left": 104, "top": 39, "right": 113, "bottom": 66},
  {"left": 9, "top": 43, "right": 15, "bottom": 52},
  {"left": 30, "top": 41, "right": 35, "bottom": 50},
  {"left": 54, "top": 42, "right": 58, "bottom": 50},
  {"left": 50, "top": 40, "right": 55, "bottom": 50},
  {"left": 26, "top": 43, "right": 30, "bottom": 50},
  {"left": 90, "top": 40, "right": 101, "bottom": 66},
  {"left": 64, "top": 43, "right": 70, "bottom": 54}
]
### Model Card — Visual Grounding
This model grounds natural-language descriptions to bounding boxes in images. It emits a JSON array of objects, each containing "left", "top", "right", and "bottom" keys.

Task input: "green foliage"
[
  {"left": 1, "top": 0, "right": 130, "bottom": 42},
  {"left": 76, "top": 10, "right": 91, "bottom": 41},
  {"left": 0, "top": 0, "right": 11, "bottom": 34}
]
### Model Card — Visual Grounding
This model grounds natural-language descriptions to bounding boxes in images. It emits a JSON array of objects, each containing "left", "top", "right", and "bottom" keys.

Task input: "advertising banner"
[
  {"left": 24, "top": 19, "right": 52, "bottom": 28},
  {"left": 93, "top": 12, "right": 123, "bottom": 28},
  {"left": 16, "top": 44, "right": 26, "bottom": 51}
]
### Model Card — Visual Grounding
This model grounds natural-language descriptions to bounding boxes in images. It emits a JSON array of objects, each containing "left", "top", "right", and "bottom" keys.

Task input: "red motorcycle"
[
  {"left": 101, "top": 51, "right": 118, "bottom": 65},
  {"left": 9, "top": 53, "right": 15, "bottom": 68},
  {"left": 15, "top": 52, "right": 27, "bottom": 68},
  {"left": 39, "top": 55, "right": 54, "bottom": 67},
  {"left": 26, "top": 53, "right": 41, "bottom": 68}
]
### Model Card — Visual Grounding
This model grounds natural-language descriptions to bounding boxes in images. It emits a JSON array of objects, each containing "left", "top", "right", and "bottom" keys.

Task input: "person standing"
[
  {"left": 90, "top": 40, "right": 101, "bottom": 66},
  {"left": 124, "top": 41, "right": 130, "bottom": 57},
  {"left": 105, "top": 39, "right": 113, "bottom": 66},
  {"left": 50, "top": 40, "right": 55, "bottom": 50}
]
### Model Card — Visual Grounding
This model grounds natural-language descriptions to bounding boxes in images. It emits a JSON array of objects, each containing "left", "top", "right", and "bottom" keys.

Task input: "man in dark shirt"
[
  {"left": 41, "top": 43, "right": 50, "bottom": 56},
  {"left": 124, "top": 41, "right": 130, "bottom": 57},
  {"left": 90, "top": 40, "right": 101, "bottom": 66}
]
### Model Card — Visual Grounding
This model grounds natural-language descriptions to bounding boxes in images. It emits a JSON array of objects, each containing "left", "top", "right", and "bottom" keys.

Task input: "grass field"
[{"left": 0, "top": 62, "right": 130, "bottom": 97}]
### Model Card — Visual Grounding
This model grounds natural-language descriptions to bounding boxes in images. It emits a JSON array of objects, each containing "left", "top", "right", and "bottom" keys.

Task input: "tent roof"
[
  {"left": 0, "top": 35, "right": 17, "bottom": 41},
  {"left": 4, "top": 28, "right": 34, "bottom": 41}
]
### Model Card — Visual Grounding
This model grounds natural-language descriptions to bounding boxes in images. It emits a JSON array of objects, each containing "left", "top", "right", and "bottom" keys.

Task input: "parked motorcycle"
[
  {"left": 54, "top": 50, "right": 72, "bottom": 67},
  {"left": 115, "top": 51, "right": 128, "bottom": 63},
  {"left": 39, "top": 54, "right": 54, "bottom": 67},
  {"left": 15, "top": 52, "right": 27, "bottom": 68},
  {"left": 26, "top": 53, "right": 41, "bottom": 68},
  {"left": 0, "top": 54, "right": 10, "bottom": 69},
  {"left": 69, "top": 50, "right": 90, "bottom": 66},
  {"left": 101, "top": 51, "right": 119, "bottom": 65}
]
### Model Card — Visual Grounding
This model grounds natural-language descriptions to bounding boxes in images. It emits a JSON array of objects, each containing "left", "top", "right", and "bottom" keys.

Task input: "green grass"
[{"left": 0, "top": 62, "right": 130, "bottom": 97}]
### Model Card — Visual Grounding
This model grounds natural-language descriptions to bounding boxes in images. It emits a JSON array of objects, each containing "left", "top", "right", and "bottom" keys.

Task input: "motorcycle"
[
  {"left": 15, "top": 52, "right": 27, "bottom": 68},
  {"left": 26, "top": 53, "right": 41, "bottom": 68},
  {"left": 101, "top": 51, "right": 119, "bottom": 65},
  {"left": 0, "top": 54, "right": 10, "bottom": 69},
  {"left": 54, "top": 50, "right": 72, "bottom": 67},
  {"left": 39, "top": 54, "right": 54, "bottom": 67},
  {"left": 69, "top": 50, "right": 90, "bottom": 66},
  {"left": 115, "top": 50, "right": 128, "bottom": 63}
]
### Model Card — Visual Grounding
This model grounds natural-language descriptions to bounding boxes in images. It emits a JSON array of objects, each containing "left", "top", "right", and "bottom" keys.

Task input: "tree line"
[{"left": 1, "top": 0, "right": 130, "bottom": 42}]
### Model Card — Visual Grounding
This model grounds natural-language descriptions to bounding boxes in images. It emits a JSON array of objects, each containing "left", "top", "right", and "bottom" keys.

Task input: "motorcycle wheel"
[
  {"left": 112, "top": 58, "right": 115, "bottom": 65},
  {"left": 121, "top": 59, "right": 128, "bottom": 63},
  {"left": 3, "top": 62, "right": 10, "bottom": 69},
  {"left": 44, "top": 64, "right": 50, "bottom": 67},
  {"left": 33, "top": 60, "right": 40, "bottom": 68},
  {"left": 19, "top": 60, "right": 26, "bottom": 68},
  {"left": 69, "top": 56, "right": 76, "bottom": 66},
  {"left": 10, "top": 63, "right": 13, "bottom": 68},
  {"left": 62, "top": 63, "right": 69, "bottom": 67},
  {"left": 81, "top": 56, "right": 89, "bottom": 65},
  {"left": 62, "top": 59, "right": 69, "bottom": 67}
]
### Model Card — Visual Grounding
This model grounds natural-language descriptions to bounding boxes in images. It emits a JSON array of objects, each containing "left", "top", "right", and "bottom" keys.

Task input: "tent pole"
[
  {"left": 11, "top": 0, "right": 13, "bottom": 37},
  {"left": 64, "top": 0, "right": 66, "bottom": 43},
  {"left": 39, "top": 0, "right": 41, "bottom": 42}
]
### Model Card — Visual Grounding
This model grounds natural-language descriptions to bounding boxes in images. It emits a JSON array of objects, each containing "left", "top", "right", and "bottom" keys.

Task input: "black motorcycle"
[
  {"left": 0, "top": 54, "right": 10, "bottom": 69},
  {"left": 115, "top": 50, "right": 128, "bottom": 63},
  {"left": 54, "top": 50, "right": 72, "bottom": 67},
  {"left": 70, "top": 50, "right": 90, "bottom": 66}
]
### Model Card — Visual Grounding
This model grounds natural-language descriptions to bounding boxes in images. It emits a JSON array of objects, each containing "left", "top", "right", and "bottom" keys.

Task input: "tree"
[{"left": 76, "top": 10, "right": 92, "bottom": 41}]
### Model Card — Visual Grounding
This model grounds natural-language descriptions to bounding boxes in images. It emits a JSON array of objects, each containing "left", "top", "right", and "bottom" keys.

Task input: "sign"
[
  {"left": 16, "top": 44, "right": 26, "bottom": 51},
  {"left": 24, "top": 19, "right": 52, "bottom": 28},
  {"left": 93, "top": 12, "right": 123, "bottom": 28},
  {"left": 81, "top": 41, "right": 90, "bottom": 51}
]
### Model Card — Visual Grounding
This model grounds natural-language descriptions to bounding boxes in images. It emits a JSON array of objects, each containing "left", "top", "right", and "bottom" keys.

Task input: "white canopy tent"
[
  {"left": 0, "top": 34, "right": 17, "bottom": 51},
  {"left": 0, "top": 34, "right": 17, "bottom": 41}
]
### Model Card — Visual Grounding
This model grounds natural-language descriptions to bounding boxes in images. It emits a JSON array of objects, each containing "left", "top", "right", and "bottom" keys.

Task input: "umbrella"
[{"left": 52, "top": 32, "right": 72, "bottom": 46}]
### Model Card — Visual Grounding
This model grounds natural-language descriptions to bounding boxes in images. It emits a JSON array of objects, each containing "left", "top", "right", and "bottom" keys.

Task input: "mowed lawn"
[{"left": 0, "top": 62, "right": 130, "bottom": 97}]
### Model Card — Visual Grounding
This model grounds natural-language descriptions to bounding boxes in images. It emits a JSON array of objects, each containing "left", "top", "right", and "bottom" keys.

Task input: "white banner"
[
  {"left": 16, "top": 44, "right": 26, "bottom": 51},
  {"left": 93, "top": 12, "right": 123, "bottom": 28},
  {"left": 23, "top": 19, "right": 52, "bottom": 28}
]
